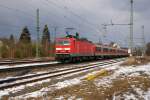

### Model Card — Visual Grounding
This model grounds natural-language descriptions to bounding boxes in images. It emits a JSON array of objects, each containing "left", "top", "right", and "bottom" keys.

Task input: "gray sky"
[{"left": 0, "top": 0, "right": 149, "bottom": 47}]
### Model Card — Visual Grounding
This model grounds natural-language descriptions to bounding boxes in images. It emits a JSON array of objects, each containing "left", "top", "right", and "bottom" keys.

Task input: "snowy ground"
[{"left": 0, "top": 61, "right": 150, "bottom": 100}]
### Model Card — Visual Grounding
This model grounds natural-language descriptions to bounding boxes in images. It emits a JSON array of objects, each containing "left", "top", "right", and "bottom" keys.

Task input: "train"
[{"left": 55, "top": 33, "right": 129, "bottom": 62}]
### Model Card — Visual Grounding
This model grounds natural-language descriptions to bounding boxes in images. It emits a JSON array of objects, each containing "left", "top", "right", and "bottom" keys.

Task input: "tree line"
[{"left": 0, "top": 25, "right": 54, "bottom": 59}]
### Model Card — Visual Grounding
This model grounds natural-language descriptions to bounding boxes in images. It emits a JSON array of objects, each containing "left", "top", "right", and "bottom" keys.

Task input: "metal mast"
[
  {"left": 54, "top": 27, "right": 57, "bottom": 55},
  {"left": 142, "top": 25, "right": 146, "bottom": 56},
  {"left": 54, "top": 27, "right": 57, "bottom": 43},
  {"left": 36, "top": 8, "right": 40, "bottom": 58},
  {"left": 130, "top": 0, "right": 134, "bottom": 56}
]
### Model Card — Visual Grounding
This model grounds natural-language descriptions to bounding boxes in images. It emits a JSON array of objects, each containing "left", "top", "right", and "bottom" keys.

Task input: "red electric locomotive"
[{"left": 55, "top": 33, "right": 129, "bottom": 62}]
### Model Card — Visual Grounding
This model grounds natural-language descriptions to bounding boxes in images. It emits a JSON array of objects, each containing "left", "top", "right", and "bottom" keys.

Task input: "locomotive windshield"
[{"left": 56, "top": 40, "right": 70, "bottom": 45}]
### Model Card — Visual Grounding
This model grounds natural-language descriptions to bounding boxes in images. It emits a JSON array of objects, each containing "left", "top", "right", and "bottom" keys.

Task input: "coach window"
[
  {"left": 104, "top": 48, "right": 108, "bottom": 52},
  {"left": 113, "top": 49, "right": 115, "bottom": 53},
  {"left": 110, "top": 49, "right": 113, "bottom": 52},
  {"left": 96, "top": 47, "right": 98, "bottom": 51},
  {"left": 99, "top": 47, "right": 101, "bottom": 51},
  {"left": 96, "top": 47, "right": 101, "bottom": 51}
]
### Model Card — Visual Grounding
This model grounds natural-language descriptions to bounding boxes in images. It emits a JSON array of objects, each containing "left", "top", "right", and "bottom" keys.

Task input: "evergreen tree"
[
  {"left": 41, "top": 25, "right": 51, "bottom": 56},
  {"left": 9, "top": 34, "right": 15, "bottom": 44},
  {"left": 42, "top": 25, "right": 50, "bottom": 45},
  {"left": 19, "top": 26, "right": 31, "bottom": 44},
  {"left": 18, "top": 26, "right": 32, "bottom": 58}
]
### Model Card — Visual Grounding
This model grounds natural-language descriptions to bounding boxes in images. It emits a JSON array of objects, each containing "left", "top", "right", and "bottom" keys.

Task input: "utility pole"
[
  {"left": 36, "top": 8, "right": 40, "bottom": 58},
  {"left": 54, "top": 27, "right": 57, "bottom": 43},
  {"left": 130, "top": 0, "right": 134, "bottom": 56},
  {"left": 102, "top": 24, "right": 112, "bottom": 35},
  {"left": 53, "top": 26, "right": 57, "bottom": 56},
  {"left": 99, "top": 37, "right": 102, "bottom": 44},
  {"left": 141, "top": 25, "right": 146, "bottom": 56},
  {"left": 101, "top": 24, "right": 111, "bottom": 42}
]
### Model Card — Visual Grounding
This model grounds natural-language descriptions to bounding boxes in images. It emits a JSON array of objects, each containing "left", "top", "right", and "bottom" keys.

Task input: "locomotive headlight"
[
  {"left": 56, "top": 48, "right": 62, "bottom": 50},
  {"left": 64, "top": 48, "right": 70, "bottom": 50}
]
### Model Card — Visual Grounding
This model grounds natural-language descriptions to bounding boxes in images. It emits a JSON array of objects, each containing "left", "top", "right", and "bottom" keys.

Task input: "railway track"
[
  {"left": 0, "top": 58, "right": 125, "bottom": 90},
  {"left": 0, "top": 58, "right": 55, "bottom": 65},
  {"left": 0, "top": 58, "right": 123, "bottom": 73},
  {"left": 0, "top": 61, "right": 59, "bottom": 73}
]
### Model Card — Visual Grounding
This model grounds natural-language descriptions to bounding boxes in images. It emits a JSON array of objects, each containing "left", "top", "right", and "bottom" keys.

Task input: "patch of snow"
[
  {"left": 12, "top": 77, "right": 81, "bottom": 99},
  {"left": 1, "top": 85, "right": 26, "bottom": 95},
  {"left": 122, "top": 93, "right": 137, "bottom": 100},
  {"left": 128, "top": 72, "right": 141, "bottom": 77},
  {"left": 94, "top": 76, "right": 113, "bottom": 88},
  {"left": 144, "top": 89, "right": 150, "bottom": 100},
  {"left": 55, "top": 96, "right": 65, "bottom": 100},
  {"left": 12, "top": 90, "right": 49, "bottom": 99},
  {"left": 26, "top": 79, "right": 51, "bottom": 87},
  {"left": 117, "top": 64, "right": 150, "bottom": 77},
  {"left": 0, "top": 91, "right": 9, "bottom": 99},
  {"left": 93, "top": 63, "right": 150, "bottom": 88},
  {"left": 54, "top": 95, "right": 83, "bottom": 100},
  {"left": 114, "top": 88, "right": 150, "bottom": 100},
  {"left": 0, "top": 78, "right": 51, "bottom": 98},
  {"left": 0, "top": 61, "right": 58, "bottom": 69},
  {"left": 54, "top": 78, "right": 81, "bottom": 89}
]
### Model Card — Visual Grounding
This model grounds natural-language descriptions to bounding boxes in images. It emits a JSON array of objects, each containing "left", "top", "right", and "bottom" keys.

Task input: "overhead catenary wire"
[
  {"left": 0, "top": 1, "right": 101, "bottom": 39},
  {"left": 39, "top": 0, "right": 101, "bottom": 39},
  {"left": 0, "top": 4, "right": 35, "bottom": 22},
  {"left": 0, "top": 3, "right": 52, "bottom": 28},
  {"left": 45, "top": 0, "right": 103, "bottom": 33},
  {"left": 63, "top": 0, "right": 104, "bottom": 35},
  {"left": 40, "top": 1, "right": 79, "bottom": 28},
  {"left": 42, "top": 0, "right": 89, "bottom": 30}
]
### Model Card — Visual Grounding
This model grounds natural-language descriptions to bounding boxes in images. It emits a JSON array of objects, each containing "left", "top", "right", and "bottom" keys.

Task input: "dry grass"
[
  {"left": 121, "top": 56, "right": 150, "bottom": 66},
  {"left": 145, "top": 56, "right": 150, "bottom": 61}
]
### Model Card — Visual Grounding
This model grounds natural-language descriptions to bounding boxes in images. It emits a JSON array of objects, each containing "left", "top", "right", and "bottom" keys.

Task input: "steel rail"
[
  {"left": 0, "top": 62, "right": 59, "bottom": 73},
  {"left": 0, "top": 60, "right": 55, "bottom": 66}
]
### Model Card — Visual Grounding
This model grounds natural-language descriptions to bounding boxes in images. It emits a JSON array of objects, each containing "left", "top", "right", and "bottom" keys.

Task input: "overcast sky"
[{"left": 0, "top": 0, "right": 149, "bottom": 47}]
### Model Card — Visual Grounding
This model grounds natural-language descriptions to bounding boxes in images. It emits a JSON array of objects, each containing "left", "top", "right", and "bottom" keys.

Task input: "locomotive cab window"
[
  {"left": 56, "top": 40, "right": 70, "bottom": 45},
  {"left": 63, "top": 40, "right": 70, "bottom": 45}
]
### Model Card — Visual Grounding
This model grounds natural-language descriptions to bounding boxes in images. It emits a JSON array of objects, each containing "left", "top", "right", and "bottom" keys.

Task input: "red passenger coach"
[{"left": 94, "top": 44, "right": 128, "bottom": 58}]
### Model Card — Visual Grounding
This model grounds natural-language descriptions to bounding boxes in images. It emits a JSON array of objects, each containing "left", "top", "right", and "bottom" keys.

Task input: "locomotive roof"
[{"left": 56, "top": 37, "right": 93, "bottom": 43}]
